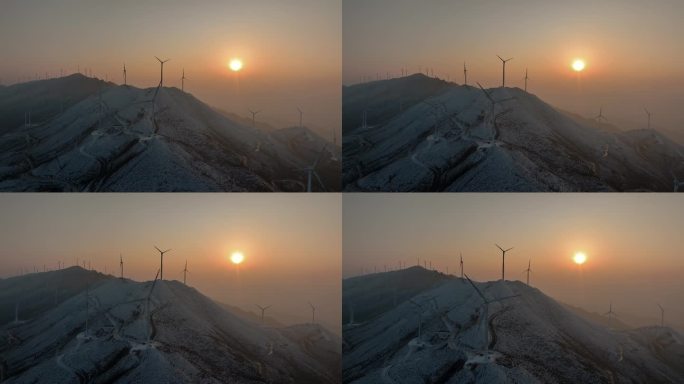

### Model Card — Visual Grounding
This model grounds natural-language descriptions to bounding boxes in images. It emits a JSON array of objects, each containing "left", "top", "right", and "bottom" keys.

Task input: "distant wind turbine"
[
  {"left": 605, "top": 301, "right": 617, "bottom": 322},
  {"left": 523, "top": 258, "right": 532, "bottom": 286},
  {"left": 496, "top": 244, "right": 513, "bottom": 280},
  {"left": 309, "top": 302, "right": 317, "bottom": 324},
  {"left": 181, "top": 68, "right": 187, "bottom": 92},
  {"left": 644, "top": 108, "right": 652, "bottom": 129},
  {"left": 123, "top": 63, "right": 127, "bottom": 86},
  {"left": 460, "top": 252, "right": 464, "bottom": 278},
  {"left": 657, "top": 303, "right": 664, "bottom": 327},
  {"left": 256, "top": 304, "right": 272, "bottom": 323},
  {"left": 297, "top": 107, "right": 303, "bottom": 129},
  {"left": 154, "top": 56, "right": 170, "bottom": 87},
  {"left": 120, "top": 254, "right": 124, "bottom": 279},
  {"left": 463, "top": 61, "right": 468, "bottom": 86},
  {"left": 154, "top": 246, "right": 171, "bottom": 280},
  {"left": 524, "top": 68, "right": 529, "bottom": 92},
  {"left": 595, "top": 107, "right": 608, "bottom": 123},
  {"left": 248, "top": 108, "right": 261, "bottom": 129},
  {"left": 298, "top": 145, "right": 328, "bottom": 192},
  {"left": 497, "top": 55, "right": 513, "bottom": 87},
  {"left": 182, "top": 260, "right": 189, "bottom": 285}
]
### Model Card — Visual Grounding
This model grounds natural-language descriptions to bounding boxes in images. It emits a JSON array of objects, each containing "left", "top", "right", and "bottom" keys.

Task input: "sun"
[
  {"left": 229, "top": 59, "right": 243, "bottom": 72},
  {"left": 230, "top": 251, "right": 245, "bottom": 265},
  {"left": 573, "top": 252, "right": 587, "bottom": 265},
  {"left": 572, "top": 59, "right": 586, "bottom": 72}
]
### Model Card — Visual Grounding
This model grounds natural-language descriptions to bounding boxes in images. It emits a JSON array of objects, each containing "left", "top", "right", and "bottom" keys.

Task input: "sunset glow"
[
  {"left": 572, "top": 59, "right": 586, "bottom": 72},
  {"left": 573, "top": 252, "right": 587, "bottom": 265},
  {"left": 229, "top": 59, "right": 243, "bottom": 72},
  {"left": 230, "top": 251, "right": 245, "bottom": 265}
]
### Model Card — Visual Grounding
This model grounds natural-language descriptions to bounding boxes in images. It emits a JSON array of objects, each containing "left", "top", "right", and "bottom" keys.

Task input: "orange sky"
[
  {"left": 0, "top": 0, "right": 341, "bottom": 137},
  {"left": 343, "top": 194, "right": 684, "bottom": 328},
  {"left": 343, "top": 0, "right": 684, "bottom": 141},
  {"left": 0, "top": 193, "right": 341, "bottom": 331}
]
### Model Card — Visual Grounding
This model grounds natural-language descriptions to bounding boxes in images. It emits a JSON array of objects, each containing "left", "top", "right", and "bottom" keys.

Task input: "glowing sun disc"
[
  {"left": 573, "top": 252, "right": 587, "bottom": 265},
  {"left": 229, "top": 59, "right": 243, "bottom": 72},
  {"left": 230, "top": 251, "right": 245, "bottom": 265},
  {"left": 572, "top": 59, "right": 585, "bottom": 72}
]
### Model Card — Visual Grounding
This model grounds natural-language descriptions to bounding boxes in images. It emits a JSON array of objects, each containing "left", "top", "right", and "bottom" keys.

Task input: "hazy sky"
[
  {"left": 344, "top": 194, "right": 684, "bottom": 329},
  {"left": 0, "top": 194, "right": 341, "bottom": 331},
  {"left": 0, "top": 0, "right": 341, "bottom": 137},
  {"left": 344, "top": 0, "right": 684, "bottom": 140}
]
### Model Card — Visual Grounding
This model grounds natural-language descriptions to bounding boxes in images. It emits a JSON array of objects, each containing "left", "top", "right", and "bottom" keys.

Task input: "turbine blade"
[
  {"left": 154, "top": 246, "right": 162, "bottom": 253},
  {"left": 464, "top": 274, "right": 487, "bottom": 302},
  {"left": 495, "top": 244, "right": 504, "bottom": 252}
]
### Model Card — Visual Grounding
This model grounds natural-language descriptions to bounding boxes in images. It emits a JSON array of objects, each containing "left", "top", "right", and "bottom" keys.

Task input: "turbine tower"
[
  {"left": 256, "top": 304, "right": 272, "bottom": 322},
  {"left": 605, "top": 301, "right": 616, "bottom": 322},
  {"left": 523, "top": 258, "right": 532, "bottom": 286},
  {"left": 154, "top": 56, "right": 170, "bottom": 87},
  {"left": 154, "top": 246, "right": 171, "bottom": 281},
  {"left": 181, "top": 68, "right": 187, "bottom": 92},
  {"left": 644, "top": 108, "right": 652, "bottom": 129},
  {"left": 459, "top": 252, "right": 464, "bottom": 278},
  {"left": 657, "top": 303, "right": 664, "bottom": 327},
  {"left": 309, "top": 302, "right": 317, "bottom": 324},
  {"left": 183, "top": 260, "right": 189, "bottom": 285},
  {"left": 299, "top": 145, "right": 327, "bottom": 192},
  {"left": 464, "top": 274, "right": 519, "bottom": 350},
  {"left": 524, "top": 68, "right": 529, "bottom": 92},
  {"left": 297, "top": 107, "right": 303, "bottom": 129},
  {"left": 119, "top": 254, "right": 124, "bottom": 279},
  {"left": 123, "top": 63, "right": 127, "bottom": 86},
  {"left": 497, "top": 55, "right": 513, "bottom": 87},
  {"left": 463, "top": 62, "right": 468, "bottom": 86},
  {"left": 248, "top": 108, "right": 260, "bottom": 129},
  {"left": 595, "top": 107, "right": 608, "bottom": 123},
  {"left": 496, "top": 244, "right": 513, "bottom": 280}
]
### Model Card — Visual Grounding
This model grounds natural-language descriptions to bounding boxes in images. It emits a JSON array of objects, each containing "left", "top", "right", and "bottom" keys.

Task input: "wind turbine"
[
  {"left": 248, "top": 108, "right": 260, "bottom": 129},
  {"left": 154, "top": 56, "right": 170, "bottom": 87},
  {"left": 657, "top": 303, "right": 664, "bottom": 327},
  {"left": 496, "top": 244, "right": 513, "bottom": 280},
  {"left": 477, "top": 82, "right": 515, "bottom": 130},
  {"left": 181, "top": 68, "right": 187, "bottom": 92},
  {"left": 299, "top": 145, "right": 327, "bottom": 192},
  {"left": 524, "top": 68, "right": 529, "bottom": 92},
  {"left": 123, "top": 63, "right": 127, "bottom": 86},
  {"left": 523, "top": 258, "right": 532, "bottom": 286},
  {"left": 497, "top": 55, "right": 513, "bottom": 87},
  {"left": 308, "top": 302, "right": 317, "bottom": 324},
  {"left": 120, "top": 254, "right": 124, "bottom": 279},
  {"left": 182, "top": 260, "right": 189, "bottom": 285},
  {"left": 297, "top": 107, "right": 303, "bottom": 129},
  {"left": 463, "top": 61, "right": 468, "bottom": 86},
  {"left": 605, "top": 301, "right": 617, "bottom": 322},
  {"left": 460, "top": 252, "right": 464, "bottom": 278},
  {"left": 256, "top": 304, "right": 272, "bottom": 322},
  {"left": 154, "top": 246, "right": 171, "bottom": 280},
  {"left": 464, "top": 274, "right": 519, "bottom": 350},
  {"left": 644, "top": 108, "right": 652, "bottom": 129},
  {"left": 595, "top": 107, "right": 608, "bottom": 123}
]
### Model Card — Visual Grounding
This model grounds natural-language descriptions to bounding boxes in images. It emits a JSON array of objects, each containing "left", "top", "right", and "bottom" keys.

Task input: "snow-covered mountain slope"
[
  {"left": 0, "top": 267, "right": 341, "bottom": 383},
  {"left": 0, "top": 74, "right": 340, "bottom": 191},
  {"left": 343, "top": 75, "right": 684, "bottom": 191},
  {"left": 342, "top": 267, "right": 684, "bottom": 383}
]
